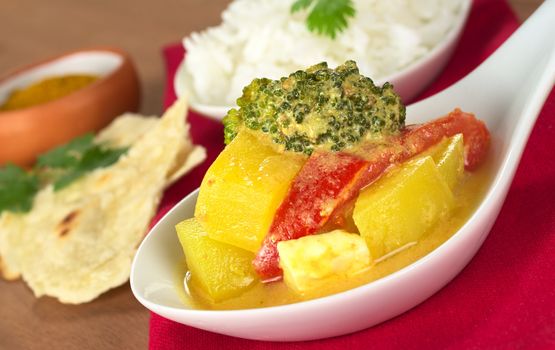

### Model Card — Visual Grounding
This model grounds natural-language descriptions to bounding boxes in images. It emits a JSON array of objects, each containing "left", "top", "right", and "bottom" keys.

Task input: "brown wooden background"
[{"left": 0, "top": 0, "right": 544, "bottom": 349}]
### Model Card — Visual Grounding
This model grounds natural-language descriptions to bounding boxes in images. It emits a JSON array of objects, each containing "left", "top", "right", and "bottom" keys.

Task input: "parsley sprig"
[
  {"left": 0, "top": 134, "right": 128, "bottom": 214},
  {"left": 292, "top": 0, "right": 356, "bottom": 39},
  {"left": 0, "top": 164, "right": 39, "bottom": 214}
]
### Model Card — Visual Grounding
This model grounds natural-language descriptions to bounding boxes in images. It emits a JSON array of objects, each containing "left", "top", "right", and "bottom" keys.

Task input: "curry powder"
[{"left": 0, "top": 75, "right": 98, "bottom": 111}]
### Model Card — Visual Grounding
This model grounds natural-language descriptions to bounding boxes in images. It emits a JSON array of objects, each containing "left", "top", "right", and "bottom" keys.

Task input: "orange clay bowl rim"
[
  {"left": 0, "top": 47, "right": 140, "bottom": 166},
  {"left": 0, "top": 47, "right": 135, "bottom": 120}
]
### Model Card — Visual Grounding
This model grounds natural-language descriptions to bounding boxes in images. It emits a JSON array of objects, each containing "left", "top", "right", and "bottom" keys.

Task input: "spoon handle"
[
  {"left": 461, "top": 0, "right": 555, "bottom": 105},
  {"left": 410, "top": 0, "right": 555, "bottom": 122}
]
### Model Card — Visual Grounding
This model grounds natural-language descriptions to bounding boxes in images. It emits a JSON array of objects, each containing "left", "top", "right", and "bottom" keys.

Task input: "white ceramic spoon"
[{"left": 131, "top": 0, "right": 555, "bottom": 341}]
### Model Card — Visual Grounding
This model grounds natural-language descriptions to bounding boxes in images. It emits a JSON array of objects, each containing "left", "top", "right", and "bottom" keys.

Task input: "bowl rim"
[
  {"left": 0, "top": 47, "right": 134, "bottom": 117},
  {"left": 375, "top": 0, "right": 471, "bottom": 86}
]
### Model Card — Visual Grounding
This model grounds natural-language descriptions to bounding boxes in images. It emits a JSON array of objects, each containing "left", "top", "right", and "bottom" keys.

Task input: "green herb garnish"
[
  {"left": 0, "top": 134, "right": 128, "bottom": 215},
  {"left": 291, "top": 0, "right": 356, "bottom": 39},
  {"left": 37, "top": 134, "right": 128, "bottom": 190},
  {"left": 51, "top": 144, "right": 128, "bottom": 191},
  {"left": 37, "top": 134, "right": 96, "bottom": 169},
  {"left": 0, "top": 164, "right": 39, "bottom": 214}
]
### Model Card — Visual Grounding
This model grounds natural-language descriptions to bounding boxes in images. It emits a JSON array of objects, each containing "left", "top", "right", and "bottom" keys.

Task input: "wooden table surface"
[{"left": 0, "top": 1, "right": 544, "bottom": 349}]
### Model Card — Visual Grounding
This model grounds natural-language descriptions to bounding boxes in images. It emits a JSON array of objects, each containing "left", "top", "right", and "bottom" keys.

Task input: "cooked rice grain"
[{"left": 184, "top": 0, "right": 464, "bottom": 105}]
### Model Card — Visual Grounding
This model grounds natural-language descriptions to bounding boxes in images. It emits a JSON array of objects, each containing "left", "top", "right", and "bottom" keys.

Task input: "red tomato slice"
[
  {"left": 401, "top": 108, "right": 490, "bottom": 170},
  {"left": 253, "top": 151, "right": 370, "bottom": 281},
  {"left": 253, "top": 109, "right": 490, "bottom": 280}
]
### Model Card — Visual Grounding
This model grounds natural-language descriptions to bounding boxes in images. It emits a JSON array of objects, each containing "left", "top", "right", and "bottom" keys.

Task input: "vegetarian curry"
[{"left": 173, "top": 61, "right": 491, "bottom": 310}]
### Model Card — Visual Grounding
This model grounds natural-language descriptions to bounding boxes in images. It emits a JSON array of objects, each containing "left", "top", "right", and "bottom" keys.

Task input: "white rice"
[{"left": 183, "top": 0, "right": 464, "bottom": 106}]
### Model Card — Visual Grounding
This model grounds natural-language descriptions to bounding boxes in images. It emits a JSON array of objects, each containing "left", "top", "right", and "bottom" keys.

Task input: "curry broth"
[{"left": 175, "top": 159, "right": 492, "bottom": 310}]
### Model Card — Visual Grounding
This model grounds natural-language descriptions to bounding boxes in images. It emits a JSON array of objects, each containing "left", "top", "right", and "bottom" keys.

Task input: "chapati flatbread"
[{"left": 0, "top": 98, "right": 205, "bottom": 303}]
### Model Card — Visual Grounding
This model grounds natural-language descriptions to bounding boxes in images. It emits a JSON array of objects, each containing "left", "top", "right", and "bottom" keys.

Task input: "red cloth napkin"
[{"left": 150, "top": 0, "right": 555, "bottom": 348}]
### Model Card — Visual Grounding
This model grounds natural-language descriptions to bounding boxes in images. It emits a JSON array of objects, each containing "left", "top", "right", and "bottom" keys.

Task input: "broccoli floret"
[
  {"left": 222, "top": 61, "right": 405, "bottom": 155},
  {"left": 223, "top": 108, "right": 242, "bottom": 145}
]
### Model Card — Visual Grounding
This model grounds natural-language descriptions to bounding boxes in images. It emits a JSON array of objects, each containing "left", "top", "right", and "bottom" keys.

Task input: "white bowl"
[{"left": 174, "top": 0, "right": 471, "bottom": 120}]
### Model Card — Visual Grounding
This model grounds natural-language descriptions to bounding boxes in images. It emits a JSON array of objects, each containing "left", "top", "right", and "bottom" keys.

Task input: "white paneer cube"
[{"left": 277, "top": 230, "right": 371, "bottom": 294}]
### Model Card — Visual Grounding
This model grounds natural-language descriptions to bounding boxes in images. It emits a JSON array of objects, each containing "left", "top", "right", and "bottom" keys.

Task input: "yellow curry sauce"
[
  {"left": 0, "top": 75, "right": 98, "bottom": 111},
  {"left": 176, "top": 155, "right": 492, "bottom": 310}
]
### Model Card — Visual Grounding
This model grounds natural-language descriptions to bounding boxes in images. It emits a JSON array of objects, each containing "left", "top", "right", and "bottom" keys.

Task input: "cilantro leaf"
[
  {"left": 0, "top": 164, "right": 39, "bottom": 214},
  {"left": 291, "top": 0, "right": 356, "bottom": 39},
  {"left": 35, "top": 133, "right": 128, "bottom": 190},
  {"left": 79, "top": 146, "right": 128, "bottom": 172},
  {"left": 52, "top": 145, "right": 128, "bottom": 190},
  {"left": 0, "top": 134, "right": 128, "bottom": 214},
  {"left": 291, "top": 0, "right": 312, "bottom": 12},
  {"left": 52, "top": 170, "right": 86, "bottom": 191},
  {"left": 37, "top": 133, "right": 95, "bottom": 168}
]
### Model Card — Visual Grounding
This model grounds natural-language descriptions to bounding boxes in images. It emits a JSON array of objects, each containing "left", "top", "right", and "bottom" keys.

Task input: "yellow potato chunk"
[
  {"left": 278, "top": 230, "right": 370, "bottom": 294},
  {"left": 424, "top": 134, "right": 465, "bottom": 190},
  {"left": 353, "top": 156, "right": 454, "bottom": 259},
  {"left": 195, "top": 130, "right": 305, "bottom": 252},
  {"left": 176, "top": 218, "right": 257, "bottom": 302}
]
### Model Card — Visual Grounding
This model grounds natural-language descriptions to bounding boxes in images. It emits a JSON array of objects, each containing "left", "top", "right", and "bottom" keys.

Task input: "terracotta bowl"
[{"left": 0, "top": 47, "right": 141, "bottom": 166}]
